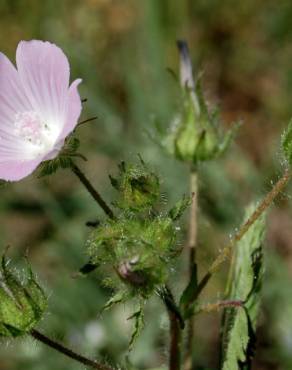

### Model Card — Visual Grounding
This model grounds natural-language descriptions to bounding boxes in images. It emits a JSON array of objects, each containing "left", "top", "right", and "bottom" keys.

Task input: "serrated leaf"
[
  {"left": 101, "top": 290, "right": 128, "bottom": 313},
  {"left": 128, "top": 305, "right": 144, "bottom": 351},
  {"left": 221, "top": 203, "right": 266, "bottom": 370},
  {"left": 281, "top": 118, "right": 292, "bottom": 164},
  {"left": 168, "top": 195, "right": 191, "bottom": 221}
]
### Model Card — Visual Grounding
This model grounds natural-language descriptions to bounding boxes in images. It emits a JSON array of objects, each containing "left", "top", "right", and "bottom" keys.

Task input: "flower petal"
[
  {"left": 16, "top": 40, "right": 70, "bottom": 133},
  {"left": 58, "top": 78, "right": 82, "bottom": 142},
  {"left": 0, "top": 51, "right": 31, "bottom": 134},
  {"left": 0, "top": 158, "right": 42, "bottom": 181}
]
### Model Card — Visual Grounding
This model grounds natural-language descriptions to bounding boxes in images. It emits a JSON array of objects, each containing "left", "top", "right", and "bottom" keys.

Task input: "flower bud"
[
  {"left": 0, "top": 256, "right": 47, "bottom": 337},
  {"left": 109, "top": 158, "right": 160, "bottom": 212},
  {"left": 88, "top": 215, "right": 178, "bottom": 296},
  {"left": 163, "top": 41, "right": 239, "bottom": 165}
]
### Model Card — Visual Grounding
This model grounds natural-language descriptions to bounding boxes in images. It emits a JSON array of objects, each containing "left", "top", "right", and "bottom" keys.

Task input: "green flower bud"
[
  {"left": 109, "top": 158, "right": 160, "bottom": 212},
  {"left": 163, "top": 41, "right": 239, "bottom": 165},
  {"left": 88, "top": 215, "right": 179, "bottom": 296},
  {"left": 0, "top": 256, "right": 47, "bottom": 337}
]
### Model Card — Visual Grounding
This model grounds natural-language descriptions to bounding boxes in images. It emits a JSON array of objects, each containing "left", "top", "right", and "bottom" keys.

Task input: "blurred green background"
[{"left": 1, "top": 1, "right": 292, "bottom": 369}]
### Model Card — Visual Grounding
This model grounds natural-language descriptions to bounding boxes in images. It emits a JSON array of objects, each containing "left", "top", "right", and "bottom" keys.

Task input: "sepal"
[
  {"left": 38, "top": 135, "right": 85, "bottom": 177},
  {"left": 110, "top": 158, "right": 160, "bottom": 212},
  {"left": 0, "top": 255, "right": 47, "bottom": 337},
  {"left": 160, "top": 41, "right": 239, "bottom": 165}
]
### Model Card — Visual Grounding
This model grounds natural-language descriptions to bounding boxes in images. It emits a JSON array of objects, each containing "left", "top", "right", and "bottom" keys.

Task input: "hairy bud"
[
  {"left": 109, "top": 158, "right": 160, "bottom": 212},
  {"left": 0, "top": 256, "right": 47, "bottom": 337},
  {"left": 88, "top": 214, "right": 181, "bottom": 296},
  {"left": 163, "top": 41, "right": 239, "bottom": 165}
]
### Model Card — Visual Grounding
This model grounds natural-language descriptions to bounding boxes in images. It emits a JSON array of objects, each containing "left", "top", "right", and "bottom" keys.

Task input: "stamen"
[{"left": 13, "top": 111, "right": 57, "bottom": 158}]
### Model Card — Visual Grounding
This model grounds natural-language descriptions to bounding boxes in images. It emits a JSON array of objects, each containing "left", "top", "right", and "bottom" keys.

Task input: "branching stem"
[
  {"left": 31, "top": 329, "right": 113, "bottom": 370},
  {"left": 194, "top": 299, "right": 243, "bottom": 315},
  {"left": 71, "top": 163, "right": 115, "bottom": 219},
  {"left": 195, "top": 168, "right": 291, "bottom": 297}
]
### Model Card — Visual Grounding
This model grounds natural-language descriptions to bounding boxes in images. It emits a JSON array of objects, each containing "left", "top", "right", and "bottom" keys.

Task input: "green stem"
[
  {"left": 184, "top": 168, "right": 198, "bottom": 370},
  {"left": 31, "top": 329, "right": 113, "bottom": 370},
  {"left": 71, "top": 163, "right": 115, "bottom": 219},
  {"left": 196, "top": 168, "right": 291, "bottom": 297}
]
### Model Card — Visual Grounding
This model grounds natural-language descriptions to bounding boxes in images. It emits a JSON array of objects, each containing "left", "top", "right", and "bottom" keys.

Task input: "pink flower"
[{"left": 0, "top": 40, "right": 82, "bottom": 181}]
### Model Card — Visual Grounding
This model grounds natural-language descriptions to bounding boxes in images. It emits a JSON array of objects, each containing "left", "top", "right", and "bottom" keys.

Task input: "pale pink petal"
[
  {"left": 43, "top": 141, "right": 64, "bottom": 161},
  {"left": 0, "top": 158, "right": 42, "bottom": 181},
  {"left": 0, "top": 52, "right": 32, "bottom": 151},
  {"left": 57, "top": 78, "right": 82, "bottom": 142},
  {"left": 16, "top": 40, "right": 70, "bottom": 132},
  {"left": 0, "top": 40, "right": 83, "bottom": 182}
]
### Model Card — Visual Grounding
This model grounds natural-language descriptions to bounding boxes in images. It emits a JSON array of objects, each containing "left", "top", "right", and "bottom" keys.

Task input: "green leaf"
[
  {"left": 168, "top": 195, "right": 191, "bottom": 221},
  {"left": 221, "top": 203, "right": 266, "bottom": 370},
  {"left": 128, "top": 304, "right": 144, "bottom": 351},
  {"left": 216, "top": 121, "right": 242, "bottom": 158},
  {"left": 158, "top": 286, "right": 184, "bottom": 329},
  {"left": 101, "top": 290, "right": 129, "bottom": 313},
  {"left": 179, "top": 261, "right": 197, "bottom": 310},
  {"left": 281, "top": 118, "right": 292, "bottom": 165}
]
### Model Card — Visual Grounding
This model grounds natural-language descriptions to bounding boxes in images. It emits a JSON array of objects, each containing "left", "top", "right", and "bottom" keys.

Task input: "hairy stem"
[
  {"left": 195, "top": 168, "right": 291, "bottom": 297},
  {"left": 71, "top": 163, "right": 115, "bottom": 219},
  {"left": 194, "top": 299, "right": 243, "bottom": 315},
  {"left": 185, "top": 169, "right": 198, "bottom": 370},
  {"left": 31, "top": 329, "right": 113, "bottom": 370},
  {"left": 159, "top": 286, "right": 183, "bottom": 370}
]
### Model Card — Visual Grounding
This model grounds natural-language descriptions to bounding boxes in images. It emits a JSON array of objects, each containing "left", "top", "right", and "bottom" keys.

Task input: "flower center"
[{"left": 14, "top": 111, "right": 57, "bottom": 157}]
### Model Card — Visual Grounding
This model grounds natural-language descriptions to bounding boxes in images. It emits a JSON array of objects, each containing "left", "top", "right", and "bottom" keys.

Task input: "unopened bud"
[
  {"left": 163, "top": 41, "right": 239, "bottom": 165},
  {"left": 0, "top": 256, "right": 47, "bottom": 337},
  {"left": 109, "top": 157, "right": 160, "bottom": 212}
]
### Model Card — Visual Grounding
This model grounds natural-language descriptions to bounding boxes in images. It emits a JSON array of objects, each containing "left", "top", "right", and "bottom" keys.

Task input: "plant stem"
[
  {"left": 71, "top": 163, "right": 115, "bottom": 219},
  {"left": 160, "top": 286, "right": 183, "bottom": 370},
  {"left": 194, "top": 299, "right": 243, "bottom": 315},
  {"left": 31, "top": 329, "right": 113, "bottom": 370},
  {"left": 188, "top": 170, "right": 198, "bottom": 275},
  {"left": 195, "top": 168, "right": 291, "bottom": 297},
  {"left": 184, "top": 168, "right": 198, "bottom": 370},
  {"left": 169, "top": 310, "right": 182, "bottom": 370}
]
